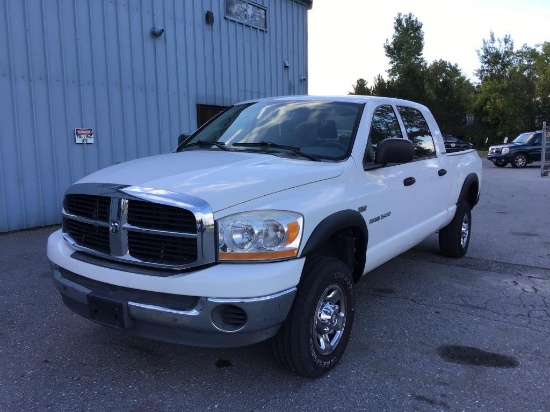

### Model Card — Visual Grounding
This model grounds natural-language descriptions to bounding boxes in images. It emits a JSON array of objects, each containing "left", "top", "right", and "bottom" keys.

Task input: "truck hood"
[{"left": 77, "top": 151, "right": 343, "bottom": 211}]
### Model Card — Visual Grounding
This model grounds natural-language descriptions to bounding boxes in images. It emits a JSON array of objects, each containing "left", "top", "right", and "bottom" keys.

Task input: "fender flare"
[
  {"left": 301, "top": 210, "right": 368, "bottom": 278},
  {"left": 458, "top": 173, "right": 480, "bottom": 208}
]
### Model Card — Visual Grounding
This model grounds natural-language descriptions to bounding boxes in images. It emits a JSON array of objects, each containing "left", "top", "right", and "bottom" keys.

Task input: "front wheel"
[
  {"left": 439, "top": 202, "right": 471, "bottom": 258},
  {"left": 272, "top": 255, "right": 355, "bottom": 378},
  {"left": 511, "top": 153, "right": 528, "bottom": 168},
  {"left": 493, "top": 159, "right": 508, "bottom": 167}
]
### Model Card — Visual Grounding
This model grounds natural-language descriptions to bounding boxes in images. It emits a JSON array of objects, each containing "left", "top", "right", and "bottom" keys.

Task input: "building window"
[
  {"left": 225, "top": 0, "right": 267, "bottom": 30},
  {"left": 197, "top": 104, "right": 229, "bottom": 127}
]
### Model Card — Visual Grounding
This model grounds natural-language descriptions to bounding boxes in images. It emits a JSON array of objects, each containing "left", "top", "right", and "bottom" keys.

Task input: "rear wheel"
[
  {"left": 512, "top": 153, "right": 528, "bottom": 168},
  {"left": 439, "top": 202, "right": 471, "bottom": 258},
  {"left": 272, "top": 255, "right": 355, "bottom": 378}
]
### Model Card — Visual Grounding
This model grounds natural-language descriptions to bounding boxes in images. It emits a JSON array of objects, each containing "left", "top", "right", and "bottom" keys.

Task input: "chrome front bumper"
[{"left": 52, "top": 264, "right": 296, "bottom": 347}]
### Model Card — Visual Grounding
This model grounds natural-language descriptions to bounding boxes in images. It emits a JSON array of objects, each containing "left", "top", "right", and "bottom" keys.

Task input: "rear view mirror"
[{"left": 375, "top": 138, "right": 415, "bottom": 165}]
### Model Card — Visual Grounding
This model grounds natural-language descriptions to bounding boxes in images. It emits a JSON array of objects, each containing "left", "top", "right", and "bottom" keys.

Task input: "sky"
[{"left": 307, "top": 0, "right": 550, "bottom": 95}]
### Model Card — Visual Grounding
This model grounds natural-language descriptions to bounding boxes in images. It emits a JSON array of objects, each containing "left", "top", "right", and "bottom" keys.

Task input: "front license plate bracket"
[{"left": 88, "top": 294, "right": 129, "bottom": 328}]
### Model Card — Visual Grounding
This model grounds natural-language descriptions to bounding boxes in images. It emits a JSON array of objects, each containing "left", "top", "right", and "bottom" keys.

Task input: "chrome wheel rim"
[
  {"left": 515, "top": 155, "right": 526, "bottom": 167},
  {"left": 313, "top": 284, "right": 346, "bottom": 355},
  {"left": 461, "top": 213, "right": 470, "bottom": 248}
]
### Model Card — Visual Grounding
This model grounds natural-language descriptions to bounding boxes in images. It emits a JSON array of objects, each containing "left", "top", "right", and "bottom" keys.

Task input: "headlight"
[
  {"left": 502, "top": 148, "right": 510, "bottom": 155},
  {"left": 218, "top": 211, "right": 303, "bottom": 261}
]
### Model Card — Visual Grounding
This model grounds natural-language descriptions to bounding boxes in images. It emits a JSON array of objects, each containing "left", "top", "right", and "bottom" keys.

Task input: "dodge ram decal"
[{"left": 369, "top": 211, "right": 391, "bottom": 225}]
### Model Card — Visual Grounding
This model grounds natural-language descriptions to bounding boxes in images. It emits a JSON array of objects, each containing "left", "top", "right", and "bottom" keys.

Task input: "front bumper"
[
  {"left": 487, "top": 153, "right": 512, "bottom": 163},
  {"left": 53, "top": 264, "right": 296, "bottom": 347}
]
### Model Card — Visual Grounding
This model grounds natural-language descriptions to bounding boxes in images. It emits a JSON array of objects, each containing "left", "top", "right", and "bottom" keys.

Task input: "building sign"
[
  {"left": 225, "top": 0, "right": 267, "bottom": 30},
  {"left": 75, "top": 128, "right": 94, "bottom": 144}
]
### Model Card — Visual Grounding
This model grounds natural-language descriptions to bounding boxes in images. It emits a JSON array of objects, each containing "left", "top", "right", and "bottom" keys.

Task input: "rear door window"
[{"left": 397, "top": 106, "right": 436, "bottom": 159}]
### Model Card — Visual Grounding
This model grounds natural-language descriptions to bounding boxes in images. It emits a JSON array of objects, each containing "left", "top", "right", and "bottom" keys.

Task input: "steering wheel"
[{"left": 319, "top": 141, "right": 348, "bottom": 151}]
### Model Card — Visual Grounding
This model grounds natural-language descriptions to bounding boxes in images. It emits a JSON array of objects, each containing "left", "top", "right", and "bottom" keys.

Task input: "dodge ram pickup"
[{"left": 48, "top": 95, "right": 482, "bottom": 378}]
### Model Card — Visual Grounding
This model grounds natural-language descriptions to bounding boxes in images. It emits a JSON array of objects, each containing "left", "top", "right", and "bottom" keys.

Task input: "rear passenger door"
[{"left": 396, "top": 105, "right": 451, "bottom": 232}]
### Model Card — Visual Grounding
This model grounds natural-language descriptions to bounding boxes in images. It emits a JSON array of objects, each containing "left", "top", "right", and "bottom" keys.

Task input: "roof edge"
[{"left": 295, "top": 0, "right": 313, "bottom": 10}]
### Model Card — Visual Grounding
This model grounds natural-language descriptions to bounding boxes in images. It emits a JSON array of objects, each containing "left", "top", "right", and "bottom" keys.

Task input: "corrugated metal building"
[{"left": 0, "top": 0, "right": 312, "bottom": 232}]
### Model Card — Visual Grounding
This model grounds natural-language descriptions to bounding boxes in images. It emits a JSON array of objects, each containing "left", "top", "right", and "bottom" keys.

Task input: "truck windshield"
[
  {"left": 178, "top": 100, "right": 363, "bottom": 161},
  {"left": 512, "top": 132, "right": 534, "bottom": 144}
]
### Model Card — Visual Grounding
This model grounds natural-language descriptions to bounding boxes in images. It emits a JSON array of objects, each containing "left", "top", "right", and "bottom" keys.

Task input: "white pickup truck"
[{"left": 48, "top": 95, "right": 482, "bottom": 378}]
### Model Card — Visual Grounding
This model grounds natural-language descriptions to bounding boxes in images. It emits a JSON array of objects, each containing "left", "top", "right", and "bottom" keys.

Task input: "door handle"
[
  {"left": 438, "top": 169, "right": 447, "bottom": 176},
  {"left": 403, "top": 177, "right": 416, "bottom": 186}
]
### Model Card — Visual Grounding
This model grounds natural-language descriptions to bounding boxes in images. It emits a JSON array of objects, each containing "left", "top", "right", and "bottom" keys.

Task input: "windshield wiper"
[
  {"left": 180, "top": 140, "right": 230, "bottom": 151},
  {"left": 232, "top": 141, "right": 321, "bottom": 161}
]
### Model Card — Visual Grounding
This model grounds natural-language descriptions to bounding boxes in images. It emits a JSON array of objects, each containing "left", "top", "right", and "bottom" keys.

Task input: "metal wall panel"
[{"left": 0, "top": 0, "right": 309, "bottom": 232}]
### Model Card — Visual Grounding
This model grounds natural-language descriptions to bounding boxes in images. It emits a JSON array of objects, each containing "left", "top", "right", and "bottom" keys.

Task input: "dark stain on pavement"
[
  {"left": 373, "top": 288, "right": 395, "bottom": 295},
  {"left": 438, "top": 345, "right": 519, "bottom": 368},
  {"left": 215, "top": 359, "right": 232, "bottom": 368},
  {"left": 414, "top": 395, "right": 450, "bottom": 410},
  {"left": 512, "top": 232, "right": 539, "bottom": 237}
]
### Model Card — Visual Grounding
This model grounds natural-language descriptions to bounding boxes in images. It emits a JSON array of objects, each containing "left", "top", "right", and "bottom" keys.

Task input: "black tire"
[
  {"left": 272, "top": 255, "right": 355, "bottom": 378},
  {"left": 493, "top": 160, "right": 507, "bottom": 167},
  {"left": 439, "top": 202, "right": 471, "bottom": 258},
  {"left": 511, "top": 153, "right": 528, "bottom": 168}
]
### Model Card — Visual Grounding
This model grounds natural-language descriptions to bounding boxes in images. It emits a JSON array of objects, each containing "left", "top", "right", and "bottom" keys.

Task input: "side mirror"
[
  {"left": 178, "top": 133, "right": 190, "bottom": 146},
  {"left": 375, "top": 138, "right": 415, "bottom": 165}
]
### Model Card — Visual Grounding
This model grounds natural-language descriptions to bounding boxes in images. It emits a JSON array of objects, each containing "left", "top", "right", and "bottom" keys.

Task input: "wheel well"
[
  {"left": 514, "top": 151, "right": 529, "bottom": 160},
  {"left": 459, "top": 173, "right": 480, "bottom": 210},
  {"left": 303, "top": 227, "right": 366, "bottom": 283},
  {"left": 464, "top": 180, "right": 479, "bottom": 210}
]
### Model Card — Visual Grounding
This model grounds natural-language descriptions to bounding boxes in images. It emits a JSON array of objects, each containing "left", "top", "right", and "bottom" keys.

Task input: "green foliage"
[
  {"left": 353, "top": 13, "right": 550, "bottom": 148},
  {"left": 349, "top": 78, "right": 370, "bottom": 95},
  {"left": 425, "top": 60, "right": 475, "bottom": 136},
  {"left": 383, "top": 13, "right": 426, "bottom": 79},
  {"left": 474, "top": 39, "right": 550, "bottom": 143},
  {"left": 474, "top": 32, "right": 515, "bottom": 83}
]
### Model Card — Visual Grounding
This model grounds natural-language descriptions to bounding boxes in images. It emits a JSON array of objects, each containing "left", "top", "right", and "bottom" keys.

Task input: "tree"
[
  {"left": 382, "top": 13, "right": 428, "bottom": 103},
  {"left": 349, "top": 78, "right": 370, "bottom": 95},
  {"left": 475, "top": 32, "right": 515, "bottom": 83},
  {"left": 473, "top": 35, "right": 549, "bottom": 141},
  {"left": 532, "top": 42, "right": 550, "bottom": 127},
  {"left": 425, "top": 60, "right": 475, "bottom": 135},
  {"left": 384, "top": 13, "right": 426, "bottom": 78},
  {"left": 370, "top": 74, "right": 394, "bottom": 97}
]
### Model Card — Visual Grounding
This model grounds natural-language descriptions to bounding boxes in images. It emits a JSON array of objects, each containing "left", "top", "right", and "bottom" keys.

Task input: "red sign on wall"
[{"left": 75, "top": 128, "right": 94, "bottom": 144}]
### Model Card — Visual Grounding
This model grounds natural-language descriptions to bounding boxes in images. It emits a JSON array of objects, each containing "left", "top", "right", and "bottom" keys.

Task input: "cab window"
[
  {"left": 397, "top": 106, "right": 436, "bottom": 159},
  {"left": 365, "top": 105, "right": 403, "bottom": 164}
]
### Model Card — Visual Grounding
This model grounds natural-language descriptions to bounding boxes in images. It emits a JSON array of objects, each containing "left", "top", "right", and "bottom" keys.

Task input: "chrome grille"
[
  {"left": 63, "top": 217, "right": 110, "bottom": 254},
  {"left": 61, "top": 185, "right": 215, "bottom": 271},
  {"left": 64, "top": 194, "right": 110, "bottom": 221},
  {"left": 127, "top": 231, "right": 197, "bottom": 265},
  {"left": 127, "top": 200, "right": 196, "bottom": 232}
]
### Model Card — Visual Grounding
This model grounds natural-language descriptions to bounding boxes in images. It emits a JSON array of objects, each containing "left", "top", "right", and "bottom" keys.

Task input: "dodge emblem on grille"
[{"left": 109, "top": 221, "right": 120, "bottom": 234}]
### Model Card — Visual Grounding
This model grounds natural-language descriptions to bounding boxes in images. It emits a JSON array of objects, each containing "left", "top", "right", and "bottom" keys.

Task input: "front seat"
[{"left": 317, "top": 120, "right": 338, "bottom": 141}]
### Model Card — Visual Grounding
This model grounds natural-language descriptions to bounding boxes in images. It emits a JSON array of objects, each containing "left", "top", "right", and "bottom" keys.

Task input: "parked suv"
[{"left": 487, "top": 130, "right": 550, "bottom": 168}]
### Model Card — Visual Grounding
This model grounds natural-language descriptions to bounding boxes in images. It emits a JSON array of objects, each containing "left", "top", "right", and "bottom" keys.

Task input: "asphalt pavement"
[{"left": 1, "top": 157, "right": 549, "bottom": 412}]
